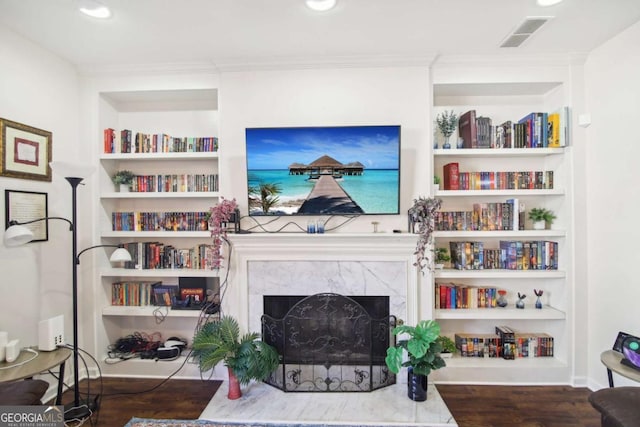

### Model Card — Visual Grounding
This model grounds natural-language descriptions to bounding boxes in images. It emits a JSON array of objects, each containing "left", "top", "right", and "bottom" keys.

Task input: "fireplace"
[{"left": 261, "top": 293, "right": 396, "bottom": 392}]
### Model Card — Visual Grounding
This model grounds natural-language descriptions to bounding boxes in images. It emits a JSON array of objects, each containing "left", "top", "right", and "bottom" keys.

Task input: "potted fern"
[
  {"left": 385, "top": 319, "right": 446, "bottom": 401},
  {"left": 192, "top": 315, "right": 280, "bottom": 399}
]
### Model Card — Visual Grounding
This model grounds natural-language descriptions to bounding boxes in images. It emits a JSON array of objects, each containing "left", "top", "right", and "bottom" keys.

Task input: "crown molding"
[
  {"left": 433, "top": 52, "right": 588, "bottom": 68},
  {"left": 77, "top": 61, "right": 219, "bottom": 77}
]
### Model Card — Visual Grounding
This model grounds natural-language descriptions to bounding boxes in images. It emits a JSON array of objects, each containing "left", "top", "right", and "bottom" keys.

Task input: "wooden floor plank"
[{"left": 57, "top": 378, "right": 602, "bottom": 427}]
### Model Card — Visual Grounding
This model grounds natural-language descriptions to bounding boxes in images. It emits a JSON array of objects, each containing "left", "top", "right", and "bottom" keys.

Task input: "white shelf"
[
  {"left": 102, "top": 305, "right": 205, "bottom": 317},
  {"left": 434, "top": 148, "right": 565, "bottom": 157},
  {"left": 435, "top": 269, "right": 565, "bottom": 279},
  {"left": 434, "top": 230, "right": 566, "bottom": 238},
  {"left": 100, "top": 268, "right": 218, "bottom": 278},
  {"left": 102, "top": 231, "right": 211, "bottom": 238},
  {"left": 435, "top": 306, "right": 565, "bottom": 320},
  {"left": 435, "top": 189, "right": 564, "bottom": 197},
  {"left": 439, "top": 355, "right": 566, "bottom": 369},
  {"left": 100, "top": 152, "right": 219, "bottom": 161},
  {"left": 101, "top": 191, "right": 219, "bottom": 199}
]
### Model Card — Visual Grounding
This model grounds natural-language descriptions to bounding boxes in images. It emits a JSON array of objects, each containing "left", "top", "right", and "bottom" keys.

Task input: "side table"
[
  {"left": 0, "top": 347, "right": 72, "bottom": 404},
  {"left": 600, "top": 349, "right": 640, "bottom": 387}
]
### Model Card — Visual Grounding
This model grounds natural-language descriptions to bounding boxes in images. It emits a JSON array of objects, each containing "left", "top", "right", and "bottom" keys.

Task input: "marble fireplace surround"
[{"left": 228, "top": 233, "right": 422, "bottom": 336}]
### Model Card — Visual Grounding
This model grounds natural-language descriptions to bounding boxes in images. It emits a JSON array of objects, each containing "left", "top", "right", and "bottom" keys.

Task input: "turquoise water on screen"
[{"left": 247, "top": 169, "right": 399, "bottom": 214}]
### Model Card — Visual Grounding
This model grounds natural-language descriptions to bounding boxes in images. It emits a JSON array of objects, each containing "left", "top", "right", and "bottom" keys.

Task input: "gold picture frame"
[{"left": 0, "top": 118, "right": 52, "bottom": 181}]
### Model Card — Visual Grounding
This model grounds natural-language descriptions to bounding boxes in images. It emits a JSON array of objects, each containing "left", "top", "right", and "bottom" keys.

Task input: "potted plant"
[
  {"left": 385, "top": 319, "right": 446, "bottom": 401},
  {"left": 408, "top": 196, "right": 442, "bottom": 273},
  {"left": 192, "top": 315, "right": 280, "bottom": 400},
  {"left": 207, "top": 198, "right": 239, "bottom": 269},
  {"left": 528, "top": 207, "right": 556, "bottom": 230},
  {"left": 434, "top": 247, "right": 450, "bottom": 269},
  {"left": 436, "top": 110, "right": 458, "bottom": 149},
  {"left": 433, "top": 175, "right": 441, "bottom": 193},
  {"left": 437, "top": 335, "right": 457, "bottom": 358},
  {"left": 112, "top": 170, "right": 135, "bottom": 192}
]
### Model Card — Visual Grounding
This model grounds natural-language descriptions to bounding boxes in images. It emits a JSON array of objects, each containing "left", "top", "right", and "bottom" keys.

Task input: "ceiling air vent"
[{"left": 500, "top": 16, "right": 553, "bottom": 48}]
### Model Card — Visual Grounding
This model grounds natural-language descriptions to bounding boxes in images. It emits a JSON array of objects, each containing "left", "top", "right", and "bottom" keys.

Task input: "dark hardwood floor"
[{"left": 58, "top": 378, "right": 602, "bottom": 427}]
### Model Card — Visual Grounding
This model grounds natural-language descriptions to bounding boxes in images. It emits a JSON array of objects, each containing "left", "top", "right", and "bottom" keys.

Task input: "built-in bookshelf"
[
  {"left": 428, "top": 76, "right": 573, "bottom": 384},
  {"left": 95, "top": 88, "right": 220, "bottom": 378}
]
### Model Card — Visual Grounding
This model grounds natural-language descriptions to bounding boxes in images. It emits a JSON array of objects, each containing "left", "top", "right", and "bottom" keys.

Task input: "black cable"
[{"left": 99, "top": 348, "right": 196, "bottom": 398}]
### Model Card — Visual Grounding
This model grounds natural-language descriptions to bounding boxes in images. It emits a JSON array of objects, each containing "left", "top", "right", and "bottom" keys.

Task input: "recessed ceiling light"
[
  {"left": 305, "top": 0, "right": 337, "bottom": 12},
  {"left": 78, "top": 0, "right": 112, "bottom": 19},
  {"left": 536, "top": 0, "right": 563, "bottom": 6}
]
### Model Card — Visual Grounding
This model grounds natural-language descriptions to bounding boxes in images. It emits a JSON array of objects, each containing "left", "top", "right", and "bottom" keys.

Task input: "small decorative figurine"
[
  {"left": 497, "top": 289, "right": 508, "bottom": 307},
  {"left": 534, "top": 289, "right": 543, "bottom": 309},
  {"left": 516, "top": 292, "right": 526, "bottom": 309}
]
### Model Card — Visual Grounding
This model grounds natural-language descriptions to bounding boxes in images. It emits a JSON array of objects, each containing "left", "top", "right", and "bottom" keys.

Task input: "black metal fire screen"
[{"left": 261, "top": 293, "right": 396, "bottom": 392}]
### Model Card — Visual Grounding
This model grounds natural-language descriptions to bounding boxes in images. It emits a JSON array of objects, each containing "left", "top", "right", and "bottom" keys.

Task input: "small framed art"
[
  {"left": 0, "top": 118, "right": 52, "bottom": 181},
  {"left": 4, "top": 189, "right": 49, "bottom": 242}
]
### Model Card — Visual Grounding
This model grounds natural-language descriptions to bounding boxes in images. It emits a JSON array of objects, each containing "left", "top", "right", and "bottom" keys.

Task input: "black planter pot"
[{"left": 407, "top": 367, "right": 428, "bottom": 401}]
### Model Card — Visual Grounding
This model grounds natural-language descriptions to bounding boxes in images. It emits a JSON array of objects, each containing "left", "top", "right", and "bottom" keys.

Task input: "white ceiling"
[{"left": 1, "top": 0, "right": 639, "bottom": 71}]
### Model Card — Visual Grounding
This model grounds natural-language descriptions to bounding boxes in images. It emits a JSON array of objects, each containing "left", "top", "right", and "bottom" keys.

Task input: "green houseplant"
[
  {"left": 434, "top": 247, "right": 450, "bottom": 269},
  {"left": 112, "top": 170, "right": 135, "bottom": 192},
  {"left": 385, "top": 319, "right": 446, "bottom": 401},
  {"left": 436, "top": 110, "right": 458, "bottom": 148},
  {"left": 192, "top": 315, "right": 280, "bottom": 399},
  {"left": 528, "top": 207, "right": 556, "bottom": 230},
  {"left": 437, "top": 335, "right": 456, "bottom": 358}
]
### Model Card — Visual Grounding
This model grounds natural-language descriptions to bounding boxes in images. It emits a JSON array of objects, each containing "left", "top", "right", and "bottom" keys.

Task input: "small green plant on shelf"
[
  {"left": 437, "top": 335, "right": 457, "bottom": 355},
  {"left": 436, "top": 110, "right": 458, "bottom": 139},
  {"left": 112, "top": 170, "right": 135, "bottom": 185},
  {"left": 433, "top": 175, "right": 441, "bottom": 185},
  {"left": 528, "top": 207, "right": 556, "bottom": 230},
  {"left": 434, "top": 247, "right": 450, "bottom": 269}
]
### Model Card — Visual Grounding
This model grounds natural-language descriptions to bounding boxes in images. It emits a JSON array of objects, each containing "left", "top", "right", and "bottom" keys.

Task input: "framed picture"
[
  {"left": 4, "top": 190, "right": 49, "bottom": 243},
  {"left": 0, "top": 118, "right": 52, "bottom": 181}
]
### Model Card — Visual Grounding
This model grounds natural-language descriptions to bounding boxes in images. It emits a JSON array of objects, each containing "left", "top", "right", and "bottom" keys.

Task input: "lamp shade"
[
  {"left": 109, "top": 247, "right": 132, "bottom": 263},
  {"left": 3, "top": 224, "right": 35, "bottom": 247}
]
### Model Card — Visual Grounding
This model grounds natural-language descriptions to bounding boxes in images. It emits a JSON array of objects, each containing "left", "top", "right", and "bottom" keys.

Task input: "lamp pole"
[{"left": 66, "top": 176, "right": 85, "bottom": 418}]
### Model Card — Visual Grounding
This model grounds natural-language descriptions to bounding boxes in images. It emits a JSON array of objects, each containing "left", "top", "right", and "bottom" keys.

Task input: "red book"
[
  {"left": 443, "top": 162, "right": 460, "bottom": 190},
  {"left": 458, "top": 110, "right": 477, "bottom": 148}
]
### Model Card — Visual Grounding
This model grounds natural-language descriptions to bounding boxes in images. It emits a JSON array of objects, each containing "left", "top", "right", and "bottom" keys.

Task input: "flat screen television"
[{"left": 245, "top": 125, "right": 400, "bottom": 216}]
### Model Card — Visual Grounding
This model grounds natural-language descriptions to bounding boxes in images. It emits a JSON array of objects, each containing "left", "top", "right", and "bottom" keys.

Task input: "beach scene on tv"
[{"left": 246, "top": 125, "right": 400, "bottom": 216}]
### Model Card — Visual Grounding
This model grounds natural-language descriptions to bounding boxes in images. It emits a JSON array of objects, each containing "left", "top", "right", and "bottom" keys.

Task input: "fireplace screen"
[{"left": 261, "top": 293, "right": 396, "bottom": 392}]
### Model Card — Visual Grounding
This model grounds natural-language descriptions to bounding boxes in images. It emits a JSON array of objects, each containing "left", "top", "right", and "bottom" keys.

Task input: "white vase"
[
  {"left": 533, "top": 220, "right": 545, "bottom": 230},
  {"left": 119, "top": 183, "right": 130, "bottom": 193}
]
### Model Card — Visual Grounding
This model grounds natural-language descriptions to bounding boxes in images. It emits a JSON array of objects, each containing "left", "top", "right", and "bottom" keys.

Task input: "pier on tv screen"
[{"left": 245, "top": 125, "right": 400, "bottom": 216}]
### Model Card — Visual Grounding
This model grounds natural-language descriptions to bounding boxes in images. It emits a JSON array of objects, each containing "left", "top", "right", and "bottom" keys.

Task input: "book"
[
  {"left": 443, "top": 162, "right": 460, "bottom": 190},
  {"left": 476, "top": 116, "right": 492, "bottom": 148},
  {"left": 458, "top": 110, "right": 477, "bottom": 148}
]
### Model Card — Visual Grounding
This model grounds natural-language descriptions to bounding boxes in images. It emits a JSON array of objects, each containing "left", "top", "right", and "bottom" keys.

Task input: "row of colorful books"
[
  {"left": 435, "top": 201, "right": 519, "bottom": 231},
  {"left": 111, "top": 211, "right": 209, "bottom": 232},
  {"left": 449, "top": 240, "right": 559, "bottom": 270},
  {"left": 121, "top": 241, "right": 217, "bottom": 270},
  {"left": 111, "top": 281, "right": 160, "bottom": 306},
  {"left": 129, "top": 174, "right": 219, "bottom": 193},
  {"left": 435, "top": 283, "right": 501, "bottom": 309},
  {"left": 443, "top": 162, "right": 554, "bottom": 191},
  {"left": 453, "top": 331, "right": 554, "bottom": 359},
  {"left": 103, "top": 128, "right": 219, "bottom": 154},
  {"left": 457, "top": 107, "right": 569, "bottom": 149}
]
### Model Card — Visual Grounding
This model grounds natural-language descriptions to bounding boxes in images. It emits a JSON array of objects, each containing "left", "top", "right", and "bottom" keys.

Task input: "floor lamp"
[{"left": 3, "top": 175, "right": 131, "bottom": 421}]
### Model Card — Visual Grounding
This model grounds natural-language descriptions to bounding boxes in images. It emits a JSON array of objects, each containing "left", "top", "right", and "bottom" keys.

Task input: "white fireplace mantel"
[{"left": 226, "top": 232, "right": 428, "bottom": 332}]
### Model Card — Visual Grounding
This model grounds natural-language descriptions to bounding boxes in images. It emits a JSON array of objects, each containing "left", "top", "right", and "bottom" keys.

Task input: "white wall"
[
  {"left": 0, "top": 27, "right": 80, "bottom": 355},
  {"left": 219, "top": 66, "right": 432, "bottom": 234},
  {"left": 585, "top": 20, "right": 640, "bottom": 389}
]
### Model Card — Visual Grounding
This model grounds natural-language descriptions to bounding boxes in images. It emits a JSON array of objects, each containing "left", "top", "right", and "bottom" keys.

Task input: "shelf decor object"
[
  {"left": 0, "top": 118, "right": 52, "bottom": 181},
  {"left": 3, "top": 162, "right": 131, "bottom": 422},
  {"left": 408, "top": 196, "right": 442, "bottom": 272},
  {"left": 435, "top": 110, "right": 458, "bottom": 149},
  {"left": 208, "top": 197, "right": 239, "bottom": 269}
]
